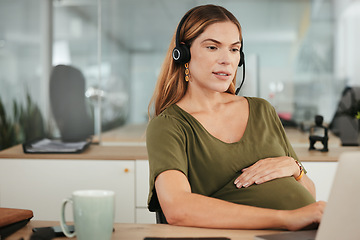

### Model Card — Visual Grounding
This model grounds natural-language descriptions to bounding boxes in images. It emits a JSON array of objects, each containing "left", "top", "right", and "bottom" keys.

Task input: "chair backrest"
[
  {"left": 155, "top": 210, "right": 168, "bottom": 224},
  {"left": 50, "top": 65, "right": 93, "bottom": 142}
]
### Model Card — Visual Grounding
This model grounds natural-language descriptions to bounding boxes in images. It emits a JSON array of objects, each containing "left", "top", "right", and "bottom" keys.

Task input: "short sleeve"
[{"left": 146, "top": 114, "right": 188, "bottom": 212}]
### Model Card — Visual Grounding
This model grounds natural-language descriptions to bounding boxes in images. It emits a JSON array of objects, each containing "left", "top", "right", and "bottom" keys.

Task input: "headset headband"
[{"left": 174, "top": 10, "right": 192, "bottom": 50}]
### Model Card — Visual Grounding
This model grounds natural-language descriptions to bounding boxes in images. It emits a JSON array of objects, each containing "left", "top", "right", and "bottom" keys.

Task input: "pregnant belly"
[{"left": 211, "top": 177, "right": 315, "bottom": 210}]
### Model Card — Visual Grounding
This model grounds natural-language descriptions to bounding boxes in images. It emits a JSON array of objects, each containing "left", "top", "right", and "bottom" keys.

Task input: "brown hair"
[{"left": 148, "top": 4, "right": 242, "bottom": 117}]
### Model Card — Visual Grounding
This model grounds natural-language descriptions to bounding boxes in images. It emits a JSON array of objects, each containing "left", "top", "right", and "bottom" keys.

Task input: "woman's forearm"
[
  {"left": 164, "top": 191, "right": 286, "bottom": 229},
  {"left": 156, "top": 170, "right": 324, "bottom": 230}
]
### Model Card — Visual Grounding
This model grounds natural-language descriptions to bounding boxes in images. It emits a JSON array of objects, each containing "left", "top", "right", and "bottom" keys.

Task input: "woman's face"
[{"left": 188, "top": 21, "right": 241, "bottom": 94}]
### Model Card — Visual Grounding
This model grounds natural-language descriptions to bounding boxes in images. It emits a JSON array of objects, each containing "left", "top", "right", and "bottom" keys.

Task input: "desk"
[{"left": 8, "top": 221, "right": 281, "bottom": 240}]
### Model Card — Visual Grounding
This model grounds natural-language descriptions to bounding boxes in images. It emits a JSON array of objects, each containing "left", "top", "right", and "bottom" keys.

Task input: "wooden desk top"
[
  {"left": 8, "top": 221, "right": 282, "bottom": 240},
  {"left": 0, "top": 144, "right": 148, "bottom": 160},
  {"left": 1, "top": 142, "right": 359, "bottom": 162},
  {"left": 291, "top": 145, "right": 359, "bottom": 162},
  {"left": 0, "top": 127, "right": 359, "bottom": 162}
]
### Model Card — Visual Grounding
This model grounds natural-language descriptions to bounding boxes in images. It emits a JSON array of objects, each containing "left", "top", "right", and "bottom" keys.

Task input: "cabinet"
[
  {"left": 0, "top": 158, "right": 136, "bottom": 223},
  {"left": 0, "top": 144, "right": 156, "bottom": 223},
  {"left": 135, "top": 160, "right": 156, "bottom": 223},
  {"left": 302, "top": 161, "right": 338, "bottom": 201}
]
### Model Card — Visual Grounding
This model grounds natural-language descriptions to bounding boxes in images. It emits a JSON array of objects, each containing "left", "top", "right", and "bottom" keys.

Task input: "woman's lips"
[{"left": 213, "top": 71, "right": 231, "bottom": 80}]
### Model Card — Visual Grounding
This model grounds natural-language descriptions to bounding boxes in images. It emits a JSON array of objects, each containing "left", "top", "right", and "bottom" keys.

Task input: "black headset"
[{"left": 172, "top": 10, "right": 246, "bottom": 95}]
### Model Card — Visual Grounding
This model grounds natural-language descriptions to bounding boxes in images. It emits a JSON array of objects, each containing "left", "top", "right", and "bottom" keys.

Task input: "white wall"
[
  {"left": 129, "top": 52, "right": 163, "bottom": 123},
  {"left": 335, "top": 0, "right": 360, "bottom": 86}
]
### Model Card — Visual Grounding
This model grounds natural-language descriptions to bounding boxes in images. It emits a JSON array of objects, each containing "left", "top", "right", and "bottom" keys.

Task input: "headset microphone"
[{"left": 235, "top": 41, "right": 245, "bottom": 95}]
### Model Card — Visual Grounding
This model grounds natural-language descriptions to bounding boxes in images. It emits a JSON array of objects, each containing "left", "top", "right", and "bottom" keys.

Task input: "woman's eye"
[
  {"left": 231, "top": 48, "right": 240, "bottom": 52},
  {"left": 207, "top": 46, "right": 217, "bottom": 50}
]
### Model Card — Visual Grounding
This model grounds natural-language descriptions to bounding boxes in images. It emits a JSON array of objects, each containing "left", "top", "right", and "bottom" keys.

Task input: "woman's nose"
[{"left": 218, "top": 50, "right": 231, "bottom": 65}]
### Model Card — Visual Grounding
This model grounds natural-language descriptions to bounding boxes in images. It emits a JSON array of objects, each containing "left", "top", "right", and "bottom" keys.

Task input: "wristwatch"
[{"left": 294, "top": 159, "right": 304, "bottom": 181}]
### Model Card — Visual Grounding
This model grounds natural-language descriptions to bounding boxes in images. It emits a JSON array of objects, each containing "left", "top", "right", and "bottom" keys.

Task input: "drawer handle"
[{"left": 124, "top": 168, "right": 129, "bottom": 173}]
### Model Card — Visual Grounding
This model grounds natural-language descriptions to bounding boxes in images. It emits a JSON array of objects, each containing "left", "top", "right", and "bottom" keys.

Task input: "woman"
[{"left": 146, "top": 4, "right": 325, "bottom": 230}]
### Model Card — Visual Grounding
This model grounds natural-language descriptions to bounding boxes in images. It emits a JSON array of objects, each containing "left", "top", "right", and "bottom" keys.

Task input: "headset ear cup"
[
  {"left": 173, "top": 44, "right": 191, "bottom": 64},
  {"left": 238, "top": 51, "right": 245, "bottom": 67}
]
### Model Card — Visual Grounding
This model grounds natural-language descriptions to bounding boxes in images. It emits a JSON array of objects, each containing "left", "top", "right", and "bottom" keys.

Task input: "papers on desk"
[{"left": 23, "top": 138, "right": 91, "bottom": 154}]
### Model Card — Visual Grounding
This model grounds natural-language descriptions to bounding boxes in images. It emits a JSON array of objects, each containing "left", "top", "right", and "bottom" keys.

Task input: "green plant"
[
  {"left": 356, "top": 112, "right": 360, "bottom": 120},
  {"left": 346, "top": 100, "right": 360, "bottom": 120},
  {"left": 0, "top": 93, "right": 45, "bottom": 151},
  {"left": 0, "top": 98, "right": 17, "bottom": 150},
  {"left": 15, "top": 93, "right": 45, "bottom": 143}
]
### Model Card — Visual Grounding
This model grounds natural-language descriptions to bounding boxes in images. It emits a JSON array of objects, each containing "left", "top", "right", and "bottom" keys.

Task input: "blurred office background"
[{"left": 0, "top": 0, "right": 359, "bottom": 148}]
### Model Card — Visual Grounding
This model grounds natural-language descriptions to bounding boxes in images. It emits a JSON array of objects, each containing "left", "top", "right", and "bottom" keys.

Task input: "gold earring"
[{"left": 184, "top": 63, "right": 189, "bottom": 82}]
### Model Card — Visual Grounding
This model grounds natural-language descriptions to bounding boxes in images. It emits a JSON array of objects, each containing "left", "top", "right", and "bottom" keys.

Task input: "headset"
[{"left": 172, "top": 10, "right": 246, "bottom": 95}]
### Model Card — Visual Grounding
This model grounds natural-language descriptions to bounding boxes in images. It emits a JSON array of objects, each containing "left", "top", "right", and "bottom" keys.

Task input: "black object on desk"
[
  {"left": 32, "top": 225, "right": 74, "bottom": 238},
  {"left": 22, "top": 138, "right": 91, "bottom": 154},
  {"left": 309, "top": 115, "right": 328, "bottom": 152},
  {"left": 144, "top": 238, "right": 230, "bottom": 240},
  {"left": 30, "top": 227, "right": 56, "bottom": 240}
]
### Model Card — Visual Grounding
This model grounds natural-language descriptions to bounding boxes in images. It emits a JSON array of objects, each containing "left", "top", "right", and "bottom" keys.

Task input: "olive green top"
[{"left": 146, "top": 97, "right": 315, "bottom": 212}]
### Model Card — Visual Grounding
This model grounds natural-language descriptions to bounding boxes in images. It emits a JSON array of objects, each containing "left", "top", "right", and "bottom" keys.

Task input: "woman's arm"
[
  {"left": 156, "top": 169, "right": 325, "bottom": 230},
  {"left": 233, "top": 156, "right": 316, "bottom": 198}
]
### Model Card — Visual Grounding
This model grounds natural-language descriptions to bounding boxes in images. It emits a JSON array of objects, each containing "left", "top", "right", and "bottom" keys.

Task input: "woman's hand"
[
  {"left": 282, "top": 201, "right": 326, "bottom": 231},
  {"left": 234, "top": 156, "right": 300, "bottom": 188}
]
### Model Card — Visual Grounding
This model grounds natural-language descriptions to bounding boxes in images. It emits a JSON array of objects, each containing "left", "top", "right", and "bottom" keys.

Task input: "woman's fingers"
[{"left": 234, "top": 156, "right": 298, "bottom": 188}]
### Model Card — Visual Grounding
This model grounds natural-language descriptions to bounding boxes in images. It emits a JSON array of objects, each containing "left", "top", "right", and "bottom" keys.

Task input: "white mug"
[{"left": 60, "top": 190, "right": 115, "bottom": 240}]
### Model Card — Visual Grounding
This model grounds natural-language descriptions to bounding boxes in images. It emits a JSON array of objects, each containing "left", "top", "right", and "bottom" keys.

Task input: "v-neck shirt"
[{"left": 146, "top": 97, "right": 315, "bottom": 212}]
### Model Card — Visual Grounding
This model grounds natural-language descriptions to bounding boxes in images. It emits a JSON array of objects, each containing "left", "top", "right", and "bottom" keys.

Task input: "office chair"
[
  {"left": 49, "top": 64, "right": 94, "bottom": 142},
  {"left": 155, "top": 209, "right": 168, "bottom": 224}
]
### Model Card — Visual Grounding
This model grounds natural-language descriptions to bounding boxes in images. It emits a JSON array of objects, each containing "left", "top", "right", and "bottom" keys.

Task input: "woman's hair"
[{"left": 148, "top": 4, "right": 242, "bottom": 117}]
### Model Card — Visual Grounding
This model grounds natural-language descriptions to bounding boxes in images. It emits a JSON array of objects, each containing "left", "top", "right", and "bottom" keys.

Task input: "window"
[{"left": 0, "top": 0, "right": 349, "bottom": 148}]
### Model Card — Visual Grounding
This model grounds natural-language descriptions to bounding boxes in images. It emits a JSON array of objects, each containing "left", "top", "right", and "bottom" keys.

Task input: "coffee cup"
[{"left": 60, "top": 190, "right": 115, "bottom": 240}]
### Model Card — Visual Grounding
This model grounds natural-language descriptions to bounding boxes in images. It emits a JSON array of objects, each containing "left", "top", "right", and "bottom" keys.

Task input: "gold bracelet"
[{"left": 294, "top": 159, "right": 304, "bottom": 181}]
